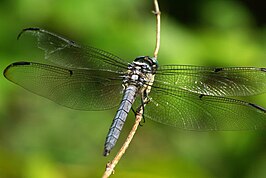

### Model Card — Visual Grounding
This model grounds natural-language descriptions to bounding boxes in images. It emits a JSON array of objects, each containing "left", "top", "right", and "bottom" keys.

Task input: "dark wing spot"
[
  {"left": 68, "top": 70, "right": 73, "bottom": 76},
  {"left": 260, "top": 68, "right": 266, "bottom": 72},
  {"left": 214, "top": 68, "right": 223, "bottom": 72},
  {"left": 17, "top": 27, "right": 77, "bottom": 46},
  {"left": 3, "top": 62, "right": 32, "bottom": 77},
  {"left": 199, "top": 94, "right": 204, "bottom": 99},
  {"left": 12, "top": 61, "right": 32, "bottom": 66},
  {"left": 249, "top": 103, "right": 266, "bottom": 113},
  {"left": 17, "top": 27, "right": 41, "bottom": 40}
]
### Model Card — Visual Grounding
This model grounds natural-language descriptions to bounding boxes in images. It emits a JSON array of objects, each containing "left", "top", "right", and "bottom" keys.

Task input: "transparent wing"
[
  {"left": 17, "top": 27, "right": 129, "bottom": 71},
  {"left": 155, "top": 65, "right": 266, "bottom": 96},
  {"left": 143, "top": 85, "right": 266, "bottom": 130},
  {"left": 4, "top": 62, "right": 124, "bottom": 110}
]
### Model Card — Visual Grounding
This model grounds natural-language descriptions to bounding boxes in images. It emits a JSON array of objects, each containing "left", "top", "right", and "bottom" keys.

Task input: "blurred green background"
[{"left": 0, "top": 0, "right": 266, "bottom": 178}]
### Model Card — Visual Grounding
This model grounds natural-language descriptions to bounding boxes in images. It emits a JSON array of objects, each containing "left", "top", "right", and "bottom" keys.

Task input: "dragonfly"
[{"left": 4, "top": 27, "right": 266, "bottom": 156}]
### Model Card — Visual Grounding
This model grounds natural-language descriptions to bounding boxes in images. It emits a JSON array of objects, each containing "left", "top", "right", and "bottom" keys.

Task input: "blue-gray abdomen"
[{"left": 103, "top": 85, "right": 137, "bottom": 156}]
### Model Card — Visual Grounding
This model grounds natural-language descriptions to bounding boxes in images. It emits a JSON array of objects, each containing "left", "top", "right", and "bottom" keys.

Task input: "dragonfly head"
[{"left": 134, "top": 56, "right": 158, "bottom": 73}]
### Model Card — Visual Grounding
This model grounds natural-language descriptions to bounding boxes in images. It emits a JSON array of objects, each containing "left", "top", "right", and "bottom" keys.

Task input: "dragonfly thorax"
[{"left": 123, "top": 56, "right": 157, "bottom": 90}]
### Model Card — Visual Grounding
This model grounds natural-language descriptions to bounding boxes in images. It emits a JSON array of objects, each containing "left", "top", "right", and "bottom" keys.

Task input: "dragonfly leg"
[
  {"left": 137, "top": 93, "right": 150, "bottom": 126},
  {"left": 140, "top": 95, "right": 146, "bottom": 124},
  {"left": 131, "top": 106, "right": 144, "bottom": 126}
]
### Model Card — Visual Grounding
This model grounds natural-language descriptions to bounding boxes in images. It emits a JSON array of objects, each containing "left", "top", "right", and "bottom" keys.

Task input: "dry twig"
[
  {"left": 153, "top": 0, "right": 161, "bottom": 58},
  {"left": 102, "top": 1, "right": 161, "bottom": 177}
]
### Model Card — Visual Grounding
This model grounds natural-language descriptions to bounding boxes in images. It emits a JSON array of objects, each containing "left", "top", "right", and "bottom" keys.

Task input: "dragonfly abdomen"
[{"left": 103, "top": 85, "right": 137, "bottom": 156}]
